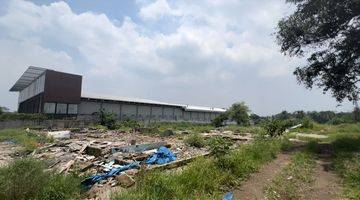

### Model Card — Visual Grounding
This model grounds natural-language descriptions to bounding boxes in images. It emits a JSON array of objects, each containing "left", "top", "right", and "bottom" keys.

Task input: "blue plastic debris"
[
  {"left": 82, "top": 161, "right": 140, "bottom": 188},
  {"left": 223, "top": 192, "right": 233, "bottom": 200},
  {"left": 145, "top": 146, "right": 176, "bottom": 165}
]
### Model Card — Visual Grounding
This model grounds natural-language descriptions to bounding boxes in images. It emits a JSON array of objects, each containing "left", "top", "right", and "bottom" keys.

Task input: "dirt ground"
[
  {"left": 307, "top": 144, "right": 343, "bottom": 200},
  {"left": 232, "top": 153, "right": 292, "bottom": 200},
  {"left": 0, "top": 141, "right": 18, "bottom": 167},
  {"left": 232, "top": 143, "right": 344, "bottom": 200}
]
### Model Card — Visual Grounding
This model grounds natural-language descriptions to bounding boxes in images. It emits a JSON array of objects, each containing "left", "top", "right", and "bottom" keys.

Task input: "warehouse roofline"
[
  {"left": 81, "top": 93, "right": 226, "bottom": 113},
  {"left": 9, "top": 66, "right": 47, "bottom": 91}
]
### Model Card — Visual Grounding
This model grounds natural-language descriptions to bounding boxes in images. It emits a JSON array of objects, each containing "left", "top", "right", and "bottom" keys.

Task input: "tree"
[
  {"left": 228, "top": 102, "right": 250, "bottom": 125},
  {"left": 354, "top": 102, "right": 360, "bottom": 122},
  {"left": 212, "top": 113, "right": 228, "bottom": 127},
  {"left": 250, "top": 113, "right": 262, "bottom": 125},
  {"left": 277, "top": 0, "right": 360, "bottom": 103},
  {"left": 275, "top": 111, "right": 291, "bottom": 120}
]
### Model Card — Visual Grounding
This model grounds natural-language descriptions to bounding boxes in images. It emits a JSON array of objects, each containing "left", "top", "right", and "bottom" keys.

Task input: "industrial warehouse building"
[{"left": 10, "top": 66, "right": 226, "bottom": 123}]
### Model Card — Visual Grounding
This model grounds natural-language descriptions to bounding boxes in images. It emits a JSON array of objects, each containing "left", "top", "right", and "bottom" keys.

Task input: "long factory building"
[{"left": 9, "top": 66, "right": 226, "bottom": 123}]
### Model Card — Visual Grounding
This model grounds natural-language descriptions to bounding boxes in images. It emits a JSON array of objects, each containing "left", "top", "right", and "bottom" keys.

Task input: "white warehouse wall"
[{"left": 78, "top": 100, "right": 220, "bottom": 123}]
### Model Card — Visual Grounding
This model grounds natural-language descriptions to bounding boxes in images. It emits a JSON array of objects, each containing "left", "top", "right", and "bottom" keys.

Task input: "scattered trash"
[
  {"left": 47, "top": 130, "right": 71, "bottom": 139},
  {"left": 82, "top": 161, "right": 140, "bottom": 188},
  {"left": 146, "top": 146, "right": 176, "bottom": 165},
  {"left": 223, "top": 192, "right": 234, "bottom": 200},
  {"left": 111, "top": 142, "right": 168, "bottom": 153}
]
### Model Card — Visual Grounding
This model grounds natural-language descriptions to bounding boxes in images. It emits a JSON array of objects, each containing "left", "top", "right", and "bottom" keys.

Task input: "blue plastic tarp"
[
  {"left": 223, "top": 192, "right": 233, "bottom": 200},
  {"left": 145, "top": 146, "right": 176, "bottom": 165},
  {"left": 82, "top": 161, "right": 140, "bottom": 188}
]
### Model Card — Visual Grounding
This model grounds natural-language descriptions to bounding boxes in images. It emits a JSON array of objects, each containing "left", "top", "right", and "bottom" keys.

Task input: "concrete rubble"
[{"left": 2, "top": 127, "right": 253, "bottom": 199}]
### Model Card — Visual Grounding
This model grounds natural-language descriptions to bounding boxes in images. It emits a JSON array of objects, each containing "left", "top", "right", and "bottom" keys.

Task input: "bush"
[
  {"left": 0, "top": 158, "right": 82, "bottom": 200},
  {"left": 160, "top": 129, "right": 174, "bottom": 137},
  {"left": 212, "top": 113, "right": 228, "bottom": 127},
  {"left": 0, "top": 113, "right": 49, "bottom": 121},
  {"left": 263, "top": 119, "right": 294, "bottom": 137},
  {"left": 301, "top": 117, "right": 314, "bottom": 129},
  {"left": 99, "top": 109, "right": 116, "bottom": 130},
  {"left": 184, "top": 133, "right": 205, "bottom": 148},
  {"left": 207, "top": 136, "right": 232, "bottom": 158}
]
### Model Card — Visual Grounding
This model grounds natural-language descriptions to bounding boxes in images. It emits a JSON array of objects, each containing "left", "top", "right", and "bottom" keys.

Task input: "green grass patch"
[
  {"left": 0, "top": 158, "right": 83, "bottom": 200},
  {"left": 184, "top": 133, "right": 206, "bottom": 148},
  {"left": 114, "top": 138, "right": 290, "bottom": 200},
  {"left": 304, "top": 123, "right": 360, "bottom": 199},
  {"left": 265, "top": 152, "right": 316, "bottom": 200},
  {"left": 0, "top": 129, "right": 52, "bottom": 153},
  {"left": 329, "top": 125, "right": 360, "bottom": 199}
]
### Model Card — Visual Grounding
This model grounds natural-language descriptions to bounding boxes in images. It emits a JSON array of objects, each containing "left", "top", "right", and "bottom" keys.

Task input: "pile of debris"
[{"left": 25, "top": 128, "right": 253, "bottom": 199}]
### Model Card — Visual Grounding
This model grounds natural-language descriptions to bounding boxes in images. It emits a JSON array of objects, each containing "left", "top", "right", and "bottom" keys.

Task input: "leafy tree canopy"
[
  {"left": 277, "top": 0, "right": 360, "bottom": 102},
  {"left": 228, "top": 102, "right": 250, "bottom": 125}
]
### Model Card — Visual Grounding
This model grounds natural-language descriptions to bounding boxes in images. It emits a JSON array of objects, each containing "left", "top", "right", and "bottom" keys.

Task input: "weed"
[
  {"left": 265, "top": 152, "right": 316, "bottom": 200},
  {"left": 207, "top": 136, "right": 232, "bottom": 158},
  {"left": 184, "top": 133, "right": 206, "bottom": 148},
  {"left": 99, "top": 109, "right": 117, "bottom": 130},
  {"left": 115, "top": 138, "right": 288, "bottom": 200},
  {"left": 0, "top": 129, "right": 51, "bottom": 153},
  {"left": 0, "top": 158, "right": 82, "bottom": 200}
]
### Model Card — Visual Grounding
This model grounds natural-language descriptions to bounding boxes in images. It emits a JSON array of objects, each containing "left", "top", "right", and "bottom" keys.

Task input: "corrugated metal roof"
[
  {"left": 183, "top": 105, "right": 227, "bottom": 113},
  {"left": 81, "top": 93, "right": 226, "bottom": 113},
  {"left": 9, "top": 66, "right": 47, "bottom": 91}
]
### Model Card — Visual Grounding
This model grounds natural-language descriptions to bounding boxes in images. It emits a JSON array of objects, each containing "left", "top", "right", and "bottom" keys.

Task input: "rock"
[
  {"left": 125, "top": 169, "right": 139, "bottom": 176},
  {"left": 222, "top": 131, "right": 233, "bottom": 135},
  {"left": 116, "top": 173, "right": 135, "bottom": 188},
  {"left": 68, "top": 143, "right": 82, "bottom": 152},
  {"left": 85, "top": 146, "right": 103, "bottom": 157}
]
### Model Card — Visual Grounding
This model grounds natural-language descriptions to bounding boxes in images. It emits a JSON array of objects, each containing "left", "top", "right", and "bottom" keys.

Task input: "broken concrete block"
[
  {"left": 116, "top": 173, "right": 135, "bottom": 188},
  {"left": 111, "top": 142, "right": 167, "bottom": 153},
  {"left": 47, "top": 130, "right": 71, "bottom": 139},
  {"left": 85, "top": 146, "right": 103, "bottom": 157}
]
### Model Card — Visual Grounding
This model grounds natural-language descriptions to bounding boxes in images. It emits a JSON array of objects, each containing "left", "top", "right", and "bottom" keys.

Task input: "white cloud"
[
  {"left": 139, "top": 0, "right": 181, "bottom": 20},
  {"left": 0, "top": 0, "right": 352, "bottom": 114}
]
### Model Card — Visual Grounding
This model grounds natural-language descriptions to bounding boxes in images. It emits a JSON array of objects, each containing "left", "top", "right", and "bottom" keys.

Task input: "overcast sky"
[{"left": 0, "top": 0, "right": 354, "bottom": 115}]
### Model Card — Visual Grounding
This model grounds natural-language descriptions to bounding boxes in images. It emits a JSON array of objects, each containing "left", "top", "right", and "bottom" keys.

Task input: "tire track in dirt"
[
  {"left": 232, "top": 152, "right": 292, "bottom": 200},
  {"left": 307, "top": 144, "right": 343, "bottom": 200}
]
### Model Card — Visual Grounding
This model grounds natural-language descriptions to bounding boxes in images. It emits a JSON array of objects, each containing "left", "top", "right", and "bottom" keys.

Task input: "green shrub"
[
  {"left": 212, "top": 113, "right": 228, "bottom": 127},
  {"left": 160, "top": 129, "right": 174, "bottom": 137},
  {"left": 0, "top": 158, "right": 82, "bottom": 200},
  {"left": 301, "top": 117, "right": 314, "bottom": 129},
  {"left": 0, "top": 113, "right": 49, "bottom": 121},
  {"left": 207, "top": 136, "right": 232, "bottom": 158},
  {"left": 99, "top": 109, "right": 116, "bottom": 130},
  {"left": 184, "top": 133, "right": 206, "bottom": 148},
  {"left": 263, "top": 119, "right": 294, "bottom": 137}
]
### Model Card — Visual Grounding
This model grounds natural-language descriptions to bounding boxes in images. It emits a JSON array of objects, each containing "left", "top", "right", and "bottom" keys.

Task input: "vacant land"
[{"left": 0, "top": 123, "right": 359, "bottom": 200}]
